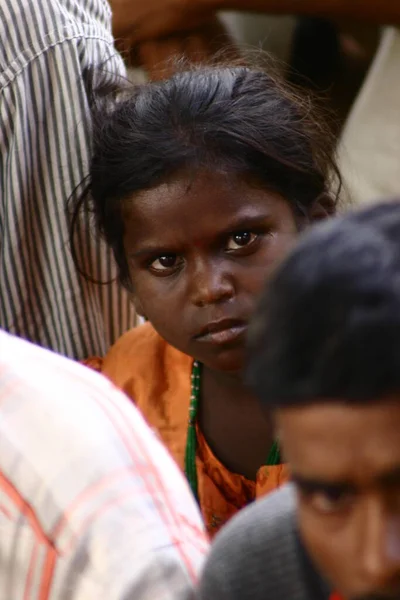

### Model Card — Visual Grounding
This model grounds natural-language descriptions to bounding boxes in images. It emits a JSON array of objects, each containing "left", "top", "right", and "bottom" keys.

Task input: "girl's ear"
[{"left": 309, "top": 192, "right": 336, "bottom": 223}]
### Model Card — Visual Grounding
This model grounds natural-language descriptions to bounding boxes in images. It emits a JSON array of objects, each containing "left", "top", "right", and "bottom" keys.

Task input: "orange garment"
[{"left": 85, "top": 322, "right": 289, "bottom": 536}]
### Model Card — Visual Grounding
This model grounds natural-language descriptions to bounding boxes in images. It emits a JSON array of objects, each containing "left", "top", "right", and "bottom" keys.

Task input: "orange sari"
[{"left": 85, "top": 322, "right": 289, "bottom": 536}]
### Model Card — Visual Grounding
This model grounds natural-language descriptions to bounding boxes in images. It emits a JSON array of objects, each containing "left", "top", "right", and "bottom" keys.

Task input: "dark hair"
[
  {"left": 247, "top": 201, "right": 400, "bottom": 407},
  {"left": 72, "top": 60, "right": 341, "bottom": 289}
]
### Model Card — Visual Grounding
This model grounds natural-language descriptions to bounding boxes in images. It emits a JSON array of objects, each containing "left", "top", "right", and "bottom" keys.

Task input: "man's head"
[{"left": 247, "top": 202, "right": 400, "bottom": 600}]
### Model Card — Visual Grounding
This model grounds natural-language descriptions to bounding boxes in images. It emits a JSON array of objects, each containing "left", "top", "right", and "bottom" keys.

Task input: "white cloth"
[
  {"left": 220, "top": 12, "right": 295, "bottom": 63},
  {"left": 0, "top": 330, "right": 208, "bottom": 599},
  {"left": 339, "top": 27, "right": 400, "bottom": 207}
]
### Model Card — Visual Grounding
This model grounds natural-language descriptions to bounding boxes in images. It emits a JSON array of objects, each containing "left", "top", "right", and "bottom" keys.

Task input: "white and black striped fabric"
[{"left": 0, "top": 0, "right": 137, "bottom": 359}]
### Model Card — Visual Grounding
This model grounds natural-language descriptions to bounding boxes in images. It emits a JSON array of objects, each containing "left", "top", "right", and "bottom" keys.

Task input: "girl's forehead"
[
  {"left": 122, "top": 170, "right": 288, "bottom": 228},
  {"left": 122, "top": 174, "right": 296, "bottom": 255},
  {"left": 128, "top": 172, "right": 247, "bottom": 211}
]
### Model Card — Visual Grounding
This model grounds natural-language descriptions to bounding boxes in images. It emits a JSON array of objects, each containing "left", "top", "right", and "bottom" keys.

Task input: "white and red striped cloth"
[{"left": 0, "top": 330, "right": 208, "bottom": 599}]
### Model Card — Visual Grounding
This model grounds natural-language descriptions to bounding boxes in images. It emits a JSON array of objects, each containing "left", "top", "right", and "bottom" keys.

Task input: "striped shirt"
[
  {"left": 0, "top": 0, "right": 137, "bottom": 359},
  {"left": 0, "top": 329, "right": 208, "bottom": 599}
]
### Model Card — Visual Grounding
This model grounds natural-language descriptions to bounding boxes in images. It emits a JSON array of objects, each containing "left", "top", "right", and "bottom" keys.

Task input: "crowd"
[{"left": 0, "top": 0, "right": 400, "bottom": 598}]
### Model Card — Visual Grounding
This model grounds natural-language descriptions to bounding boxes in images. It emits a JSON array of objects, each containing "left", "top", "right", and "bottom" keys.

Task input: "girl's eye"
[
  {"left": 226, "top": 232, "right": 258, "bottom": 251},
  {"left": 149, "top": 254, "right": 181, "bottom": 273}
]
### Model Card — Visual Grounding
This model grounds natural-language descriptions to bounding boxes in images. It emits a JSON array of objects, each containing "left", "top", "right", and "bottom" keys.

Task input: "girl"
[{"left": 78, "top": 62, "right": 340, "bottom": 536}]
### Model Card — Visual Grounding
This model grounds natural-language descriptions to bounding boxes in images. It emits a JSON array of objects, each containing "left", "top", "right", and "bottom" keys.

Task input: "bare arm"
[
  {"left": 111, "top": 0, "right": 400, "bottom": 45},
  {"left": 133, "top": 18, "right": 237, "bottom": 80}
]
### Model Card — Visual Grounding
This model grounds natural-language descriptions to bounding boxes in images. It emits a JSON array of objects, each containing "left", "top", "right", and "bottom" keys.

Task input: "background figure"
[
  {"left": 116, "top": 0, "right": 400, "bottom": 207},
  {"left": 0, "top": 330, "right": 207, "bottom": 598},
  {"left": 220, "top": 12, "right": 295, "bottom": 63},
  {"left": 339, "top": 27, "right": 400, "bottom": 205},
  {"left": 0, "top": 0, "right": 137, "bottom": 359}
]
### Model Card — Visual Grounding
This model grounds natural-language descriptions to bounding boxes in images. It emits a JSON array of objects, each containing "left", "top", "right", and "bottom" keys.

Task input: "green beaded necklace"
[{"left": 184, "top": 360, "right": 281, "bottom": 503}]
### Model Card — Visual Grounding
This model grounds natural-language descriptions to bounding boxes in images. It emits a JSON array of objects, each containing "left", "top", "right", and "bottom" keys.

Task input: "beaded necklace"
[{"left": 185, "top": 360, "right": 281, "bottom": 503}]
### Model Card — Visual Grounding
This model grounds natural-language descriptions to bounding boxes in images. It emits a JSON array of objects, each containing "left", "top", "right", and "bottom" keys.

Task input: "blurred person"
[
  {"left": 198, "top": 201, "right": 400, "bottom": 600},
  {"left": 0, "top": 0, "right": 138, "bottom": 359},
  {"left": 127, "top": 17, "right": 236, "bottom": 80},
  {"left": 0, "top": 329, "right": 207, "bottom": 599},
  {"left": 76, "top": 60, "right": 340, "bottom": 536},
  {"left": 112, "top": 1, "right": 400, "bottom": 207},
  {"left": 338, "top": 27, "right": 400, "bottom": 206},
  {"left": 110, "top": 0, "right": 400, "bottom": 45}
]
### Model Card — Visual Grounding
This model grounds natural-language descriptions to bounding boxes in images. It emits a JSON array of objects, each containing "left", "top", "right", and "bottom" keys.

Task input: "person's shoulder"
[
  {"left": 0, "top": 330, "right": 208, "bottom": 594},
  {"left": 104, "top": 321, "right": 168, "bottom": 363},
  {"left": 84, "top": 322, "right": 161, "bottom": 375},
  {"left": 101, "top": 322, "right": 192, "bottom": 395},
  {"left": 0, "top": 329, "right": 115, "bottom": 398},
  {"left": 208, "top": 483, "right": 297, "bottom": 557},
  {"left": 0, "top": 0, "right": 112, "bottom": 86},
  {"left": 0, "top": 0, "right": 111, "bottom": 39},
  {"left": 198, "top": 484, "right": 310, "bottom": 600}
]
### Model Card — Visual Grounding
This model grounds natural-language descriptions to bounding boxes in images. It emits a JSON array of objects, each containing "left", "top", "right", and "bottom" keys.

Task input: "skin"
[
  {"left": 111, "top": 0, "right": 400, "bottom": 44},
  {"left": 121, "top": 17, "right": 237, "bottom": 81},
  {"left": 278, "top": 400, "right": 400, "bottom": 600},
  {"left": 123, "top": 170, "right": 299, "bottom": 478}
]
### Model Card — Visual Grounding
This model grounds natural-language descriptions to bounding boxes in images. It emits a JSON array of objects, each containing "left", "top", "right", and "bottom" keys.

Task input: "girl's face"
[{"left": 123, "top": 170, "right": 298, "bottom": 374}]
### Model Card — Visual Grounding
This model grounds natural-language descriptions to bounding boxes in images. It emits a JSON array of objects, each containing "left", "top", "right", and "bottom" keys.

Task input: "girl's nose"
[{"left": 190, "top": 260, "right": 235, "bottom": 307}]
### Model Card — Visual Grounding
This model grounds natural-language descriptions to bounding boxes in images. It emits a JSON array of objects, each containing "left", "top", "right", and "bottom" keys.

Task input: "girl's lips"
[{"left": 194, "top": 319, "right": 247, "bottom": 345}]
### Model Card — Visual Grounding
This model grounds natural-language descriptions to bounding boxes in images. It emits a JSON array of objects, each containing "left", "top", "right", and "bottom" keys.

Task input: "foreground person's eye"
[
  {"left": 149, "top": 254, "right": 182, "bottom": 273},
  {"left": 308, "top": 489, "right": 354, "bottom": 514},
  {"left": 226, "top": 231, "right": 258, "bottom": 251}
]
